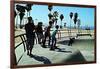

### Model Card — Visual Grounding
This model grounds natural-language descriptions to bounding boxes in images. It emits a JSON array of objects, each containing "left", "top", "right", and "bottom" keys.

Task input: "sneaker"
[
  {"left": 41, "top": 45, "right": 47, "bottom": 48},
  {"left": 54, "top": 46, "right": 58, "bottom": 49},
  {"left": 50, "top": 48, "right": 55, "bottom": 51},
  {"left": 27, "top": 51, "right": 29, "bottom": 55}
]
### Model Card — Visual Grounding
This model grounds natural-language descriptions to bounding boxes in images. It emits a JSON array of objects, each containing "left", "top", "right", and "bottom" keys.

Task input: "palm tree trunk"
[
  {"left": 74, "top": 24, "right": 76, "bottom": 29},
  {"left": 55, "top": 20, "right": 57, "bottom": 26},
  {"left": 27, "top": 11, "right": 28, "bottom": 17},
  {"left": 20, "top": 20, "right": 22, "bottom": 28},
  {"left": 78, "top": 26, "right": 79, "bottom": 34},
  {"left": 60, "top": 21, "right": 62, "bottom": 29},
  {"left": 78, "top": 25, "right": 80, "bottom": 34},
  {"left": 16, "top": 14, "right": 18, "bottom": 28},
  {"left": 29, "top": 11, "right": 30, "bottom": 16},
  {"left": 70, "top": 18, "right": 71, "bottom": 37},
  {"left": 61, "top": 20, "right": 62, "bottom": 28}
]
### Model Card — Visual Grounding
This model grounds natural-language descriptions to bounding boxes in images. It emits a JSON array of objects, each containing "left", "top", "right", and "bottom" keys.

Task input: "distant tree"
[
  {"left": 70, "top": 12, "right": 73, "bottom": 19},
  {"left": 64, "top": 23, "right": 66, "bottom": 28},
  {"left": 69, "top": 12, "right": 73, "bottom": 36},
  {"left": 48, "top": 13, "right": 53, "bottom": 20},
  {"left": 19, "top": 12, "right": 25, "bottom": 28},
  {"left": 26, "top": 4, "right": 33, "bottom": 16},
  {"left": 16, "top": 5, "right": 26, "bottom": 13},
  {"left": 16, "top": 5, "right": 26, "bottom": 28},
  {"left": 60, "top": 14, "right": 64, "bottom": 28},
  {"left": 48, "top": 5, "right": 53, "bottom": 24},
  {"left": 73, "top": 13, "right": 78, "bottom": 29},
  {"left": 53, "top": 11, "right": 59, "bottom": 25},
  {"left": 48, "top": 5, "right": 53, "bottom": 12},
  {"left": 85, "top": 25, "right": 91, "bottom": 34},
  {"left": 14, "top": 10, "right": 18, "bottom": 28},
  {"left": 54, "top": 18, "right": 58, "bottom": 25},
  {"left": 77, "top": 19, "right": 81, "bottom": 34},
  {"left": 53, "top": 11, "right": 58, "bottom": 18}
]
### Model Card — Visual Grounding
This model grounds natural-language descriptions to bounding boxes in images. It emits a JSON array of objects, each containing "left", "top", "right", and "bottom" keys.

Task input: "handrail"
[
  {"left": 15, "top": 33, "right": 26, "bottom": 38},
  {"left": 14, "top": 31, "right": 61, "bottom": 65},
  {"left": 14, "top": 33, "right": 27, "bottom": 65},
  {"left": 15, "top": 33, "right": 26, "bottom": 50}
]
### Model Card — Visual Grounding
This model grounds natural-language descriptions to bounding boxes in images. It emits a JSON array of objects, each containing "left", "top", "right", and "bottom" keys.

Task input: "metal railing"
[
  {"left": 14, "top": 33, "right": 27, "bottom": 65},
  {"left": 14, "top": 31, "right": 61, "bottom": 65},
  {"left": 14, "top": 29, "right": 93, "bottom": 65}
]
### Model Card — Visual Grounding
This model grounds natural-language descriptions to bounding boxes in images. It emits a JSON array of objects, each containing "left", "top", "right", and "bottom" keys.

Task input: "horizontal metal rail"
[{"left": 14, "top": 33, "right": 27, "bottom": 65}]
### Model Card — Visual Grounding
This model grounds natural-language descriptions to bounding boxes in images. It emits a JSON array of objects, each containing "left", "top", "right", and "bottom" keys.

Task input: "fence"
[{"left": 14, "top": 33, "right": 26, "bottom": 65}]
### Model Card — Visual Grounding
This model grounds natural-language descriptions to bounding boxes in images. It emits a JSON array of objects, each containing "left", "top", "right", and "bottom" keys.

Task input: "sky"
[{"left": 15, "top": 4, "right": 95, "bottom": 28}]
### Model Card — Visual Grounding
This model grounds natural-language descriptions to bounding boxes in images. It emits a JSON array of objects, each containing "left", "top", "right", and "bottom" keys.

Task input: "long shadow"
[
  {"left": 58, "top": 39, "right": 93, "bottom": 45},
  {"left": 57, "top": 40, "right": 69, "bottom": 45},
  {"left": 29, "top": 54, "right": 52, "bottom": 64},
  {"left": 57, "top": 48, "right": 72, "bottom": 53},
  {"left": 63, "top": 51, "right": 86, "bottom": 62},
  {"left": 54, "top": 48, "right": 72, "bottom": 53}
]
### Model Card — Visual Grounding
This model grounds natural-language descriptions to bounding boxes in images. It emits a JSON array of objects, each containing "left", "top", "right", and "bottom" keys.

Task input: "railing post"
[
  {"left": 11, "top": 50, "right": 17, "bottom": 68},
  {"left": 20, "top": 35, "right": 26, "bottom": 52},
  {"left": 58, "top": 30, "right": 61, "bottom": 39},
  {"left": 14, "top": 52, "right": 17, "bottom": 65},
  {"left": 22, "top": 35, "right": 26, "bottom": 51}
]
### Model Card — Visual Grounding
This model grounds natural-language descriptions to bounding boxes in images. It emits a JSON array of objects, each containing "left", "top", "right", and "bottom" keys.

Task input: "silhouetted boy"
[
  {"left": 50, "top": 25, "right": 59, "bottom": 50},
  {"left": 68, "top": 38, "right": 75, "bottom": 46},
  {"left": 42, "top": 21, "right": 52, "bottom": 48},
  {"left": 36, "top": 22, "right": 44, "bottom": 44},
  {"left": 25, "top": 17, "right": 35, "bottom": 55}
]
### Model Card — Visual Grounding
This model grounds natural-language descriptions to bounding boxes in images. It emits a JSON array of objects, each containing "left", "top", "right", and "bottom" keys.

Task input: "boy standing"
[
  {"left": 50, "top": 25, "right": 59, "bottom": 50},
  {"left": 36, "top": 22, "right": 44, "bottom": 44},
  {"left": 25, "top": 17, "right": 35, "bottom": 55},
  {"left": 42, "top": 21, "right": 52, "bottom": 48}
]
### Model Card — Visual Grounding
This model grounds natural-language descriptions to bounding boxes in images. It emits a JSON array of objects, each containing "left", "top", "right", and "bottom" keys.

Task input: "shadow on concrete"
[
  {"left": 63, "top": 51, "right": 86, "bottom": 62},
  {"left": 55, "top": 48, "right": 72, "bottom": 53},
  {"left": 57, "top": 40, "right": 69, "bottom": 45},
  {"left": 29, "top": 54, "right": 52, "bottom": 64}
]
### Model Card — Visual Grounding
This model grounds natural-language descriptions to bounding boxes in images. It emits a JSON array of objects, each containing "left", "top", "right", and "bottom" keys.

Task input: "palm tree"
[
  {"left": 48, "top": 5, "right": 53, "bottom": 12},
  {"left": 53, "top": 11, "right": 58, "bottom": 25},
  {"left": 35, "top": 19, "right": 38, "bottom": 24},
  {"left": 26, "top": 4, "right": 33, "bottom": 17},
  {"left": 64, "top": 23, "right": 66, "bottom": 28},
  {"left": 16, "top": 5, "right": 26, "bottom": 28},
  {"left": 70, "top": 12, "right": 73, "bottom": 19},
  {"left": 19, "top": 12, "right": 25, "bottom": 28},
  {"left": 77, "top": 19, "right": 81, "bottom": 34},
  {"left": 73, "top": 13, "right": 78, "bottom": 29},
  {"left": 14, "top": 10, "right": 18, "bottom": 28},
  {"left": 48, "top": 13, "right": 53, "bottom": 20},
  {"left": 16, "top": 5, "right": 21, "bottom": 28},
  {"left": 48, "top": 5, "right": 53, "bottom": 25},
  {"left": 16, "top": 5, "right": 26, "bottom": 13},
  {"left": 60, "top": 14, "right": 64, "bottom": 29},
  {"left": 53, "top": 11, "right": 58, "bottom": 18},
  {"left": 69, "top": 12, "right": 73, "bottom": 36}
]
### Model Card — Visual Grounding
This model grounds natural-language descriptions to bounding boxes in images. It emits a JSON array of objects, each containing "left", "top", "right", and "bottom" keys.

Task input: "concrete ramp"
[
  {"left": 15, "top": 44, "right": 86, "bottom": 66},
  {"left": 63, "top": 50, "right": 86, "bottom": 63}
]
